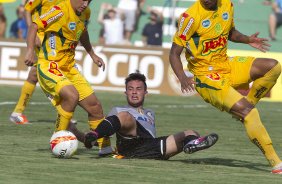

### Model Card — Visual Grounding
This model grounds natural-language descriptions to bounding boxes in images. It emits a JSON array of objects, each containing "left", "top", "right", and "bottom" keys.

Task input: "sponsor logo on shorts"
[
  {"left": 222, "top": 12, "right": 229, "bottom": 20},
  {"left": 207, "top": 73, "right": 221, "bottom": 81},
  {"left": 202, "top": 19, "right": 211, "bottom": 28},
  {"left": 202, "top": 34, "right": 228, "bottom": 55},
  {"left": 48, "top": 61, "right": 63, "bottom": 76}
]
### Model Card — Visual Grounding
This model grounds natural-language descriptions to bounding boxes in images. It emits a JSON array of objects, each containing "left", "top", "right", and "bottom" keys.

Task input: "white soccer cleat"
[
  {"left": 10, "top": 113, "right": 31, "bottom": 125},
  {"left": 272, "top": 163, "right": 282, "bottom": 174}
]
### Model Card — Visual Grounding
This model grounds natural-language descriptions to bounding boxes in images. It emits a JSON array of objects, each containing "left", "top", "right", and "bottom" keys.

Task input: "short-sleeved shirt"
[
  {"left": 25, "top": 0, "right": 65, "bottom": 20},
  {"left": 32, "top": 0, "right": 90, "bottom": 71},
  {"left": 108, "top": 106, "right": 156, "bottom": 138},
  {"left": 142, "top": 22, "right": 163, "bottom": 46},
  {"left": 173, "top": 0, "right": 234, "bottom": 76}
]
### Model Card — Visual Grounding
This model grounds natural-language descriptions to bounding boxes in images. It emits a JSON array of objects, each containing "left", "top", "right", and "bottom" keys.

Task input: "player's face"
[
  {"left": 125, "top": 80, "right": 147, "bottom": 108},
  {"left": 200, "top": 0, "right": 218, "bottom": 10},
  {"left": 73, "top": 0, "right": 89, "bottom": 13}
]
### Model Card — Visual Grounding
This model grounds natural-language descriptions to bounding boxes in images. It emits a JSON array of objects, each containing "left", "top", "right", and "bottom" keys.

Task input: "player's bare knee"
[
  {"left": 230, "top": 98, "right": 254, "bottom": 121},
  {"left": 87, "top": 102, "right": 104, "bottom": 119},
  {"left": 117, "top": 112, "right": 136, "bottom": 130}
]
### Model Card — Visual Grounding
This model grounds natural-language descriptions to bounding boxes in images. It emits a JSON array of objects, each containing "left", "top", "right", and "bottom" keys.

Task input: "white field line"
[{"left": 0, "top": 101, "right": 208, "bottom": 109}]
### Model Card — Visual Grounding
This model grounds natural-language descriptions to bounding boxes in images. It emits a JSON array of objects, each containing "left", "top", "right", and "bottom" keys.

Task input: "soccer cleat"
[
  {"left": 98, "top": 145, "right": 114, "bottom": 156},
  {"left": 98, "top": 137, "right": 113, "bottom": 156},
  {"left": 183, "top": 133, "right": 218, "bottom": 154},
  {"left": 271, "top": 163, "right": 282, "bottom": 174},
  {"left": 84, "top": 131, "right": 98, "bottom": 149},
  {"left": 9, "top": 113, "right": 30, "bottom": 125},
  {"left": 70, "top": 119, "right": 77, "bottom": 125}
]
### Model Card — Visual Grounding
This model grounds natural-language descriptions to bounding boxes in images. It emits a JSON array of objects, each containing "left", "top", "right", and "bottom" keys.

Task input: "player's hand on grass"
[{"left": 248, "top": 32, "right": 271, "bottom": 52}]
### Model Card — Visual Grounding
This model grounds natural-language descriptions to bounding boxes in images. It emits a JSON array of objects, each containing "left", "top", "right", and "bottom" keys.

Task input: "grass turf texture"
[{"left": 0, "top": 85, "right": 282, "bottom": 183}]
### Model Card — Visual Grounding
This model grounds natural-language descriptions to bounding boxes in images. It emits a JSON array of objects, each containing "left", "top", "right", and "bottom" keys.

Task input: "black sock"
[
  {"left": 183, "top": 135, "right": 199, "bottom": 146},
  {"left": 94, "top": 115, "right": 121, "bottom": 138}
]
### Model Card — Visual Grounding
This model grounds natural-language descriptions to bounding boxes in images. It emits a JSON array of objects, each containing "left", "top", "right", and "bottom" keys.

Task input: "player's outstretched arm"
[
  {"left": 24, "top": 23, "right": 37, "bottom": 66},
  {"left": 80, "top": 30, "right": 105, "bottom": 71},
  {"left": 169, "top": 43, "right": 195, "bottom": 93},
  {"left": 228, "top": 27, "right": 271, "bottom": 52}
]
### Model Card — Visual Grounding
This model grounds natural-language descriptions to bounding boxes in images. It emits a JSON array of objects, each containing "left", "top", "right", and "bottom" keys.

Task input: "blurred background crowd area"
[{"left": 0, "top": 0, "right": 281, "bottom": 52}]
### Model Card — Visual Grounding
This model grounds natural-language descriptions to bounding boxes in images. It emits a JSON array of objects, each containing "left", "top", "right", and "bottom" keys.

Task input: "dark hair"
[{"left": 125, "top": 71, "right": 147, "bottom": 90}]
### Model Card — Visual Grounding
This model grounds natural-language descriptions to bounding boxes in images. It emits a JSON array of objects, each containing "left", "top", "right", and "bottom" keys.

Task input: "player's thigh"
[
  {"left": 195, "top": 74, "right": 243, "bottom": 112},
  {"left": 229, "top": 56, "right": 255, "bottom": 89},
  {"left": 67, "top": 67, "right": 93, "bottom": 101},
  {"left": 37, "top": 61, "right": 72, "bottom": 104}
]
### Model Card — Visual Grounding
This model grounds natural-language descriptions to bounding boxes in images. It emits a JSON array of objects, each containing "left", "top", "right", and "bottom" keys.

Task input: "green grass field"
[{"left": 1, "top": 85, "right": 282, "bottom": 184}]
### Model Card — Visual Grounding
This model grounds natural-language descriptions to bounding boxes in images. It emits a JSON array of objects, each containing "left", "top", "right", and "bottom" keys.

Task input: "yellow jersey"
[
  {"left": 25, "top": 0, "right": 65, "bottom": 20},
  {"left": 33, "top": 0, "right": 91, "bottom": 71},
  {"left": 173, "top": 0, "right": 234, "bottom": 75}
]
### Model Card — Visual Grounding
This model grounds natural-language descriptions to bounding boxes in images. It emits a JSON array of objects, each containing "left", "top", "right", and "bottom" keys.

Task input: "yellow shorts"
[
  {"left": 195, "top": 56, "right": 255, "bottom": 112},
  {"left": 37, "top": 60, "right": 93, "bottom": 106}
]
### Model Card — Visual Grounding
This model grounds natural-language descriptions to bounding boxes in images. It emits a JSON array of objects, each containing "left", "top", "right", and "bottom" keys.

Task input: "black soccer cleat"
[
  {"left": 84, "top": 131, "right": 98, "bottom": 149},
  {"left": 183, "top": 133, "right": 218, "bottom": 154}
]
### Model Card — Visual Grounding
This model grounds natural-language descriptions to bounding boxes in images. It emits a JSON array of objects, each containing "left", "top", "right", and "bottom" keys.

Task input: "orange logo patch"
[
  {"left": 207, "top": 73, "right": 221, "bottom": 81},
  {"left": 202, "top": 34, "right": 228, "bottom": 55},
  {"left": 48, "top": 62, "right": 63, "bottom": 76}
]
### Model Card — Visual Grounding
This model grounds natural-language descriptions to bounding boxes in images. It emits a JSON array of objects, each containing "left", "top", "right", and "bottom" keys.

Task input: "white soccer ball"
[{"left": 49, "top": 130, "right": 78, "bottom": 158}]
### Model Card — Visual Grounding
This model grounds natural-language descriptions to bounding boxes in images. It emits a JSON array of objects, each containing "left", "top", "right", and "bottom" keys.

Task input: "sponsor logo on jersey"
[
  {"left": 202, "top": 34, "right": 228, "bottom": 55},
  {"left": 179, "top": 18, "right": 194, "bottom": 40},
  {"left": 69, "top": 22, "right": 76, "bottom": 30},
  {"left": 207, "top": 73, "right": 221, "bottom": 81},
  {"left": 39, "top": 6, "right": 61, "bottom": 19},
  {"left": 48, "top": 62, "right": 63, "bottom": 76},
  {"left": 49, "top": 32, "right": 56, "bottom": 56},
  {"left": 49, "top": 32, "right": 56, "bottom": 49},
  {"left": 202, "top": 19, "right": 211, "bottom": 28},
  {"left": 222, "top": 12, "right": 229, "bottom": 20},
  {"left": 42, "top": 12, "right": 64, "bottom": 28},
  {"left": 179, "top": 12, "right": 189, "bottom": 31}
]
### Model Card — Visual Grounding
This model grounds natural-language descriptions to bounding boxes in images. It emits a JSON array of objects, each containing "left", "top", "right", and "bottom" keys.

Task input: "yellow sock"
[
  {"left": 89, "top": 118, "right": 112, "bottom": 150},
  {"left": 13, "top": 81, "right": 36, "bottom": 113},
  {"left": 247, "top": 63, "right": 281, "bottom": 105},
  {"left": 55, "top": 105, "right": 73, "bottom": 131},
  {"left": 244, "top": 108, "right": 281, "bottom": 167}
]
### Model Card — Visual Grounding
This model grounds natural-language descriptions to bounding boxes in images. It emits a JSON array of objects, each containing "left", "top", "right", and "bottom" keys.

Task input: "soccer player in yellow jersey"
[
  {"left": 24, "top": 0, "right": 113, "bottom": 156},
  {"left": 10, "top": 0, "right": 66, "bottom": 124},
  {"left": 169, "top": 0, "right": 282, "bottom": 174}
]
